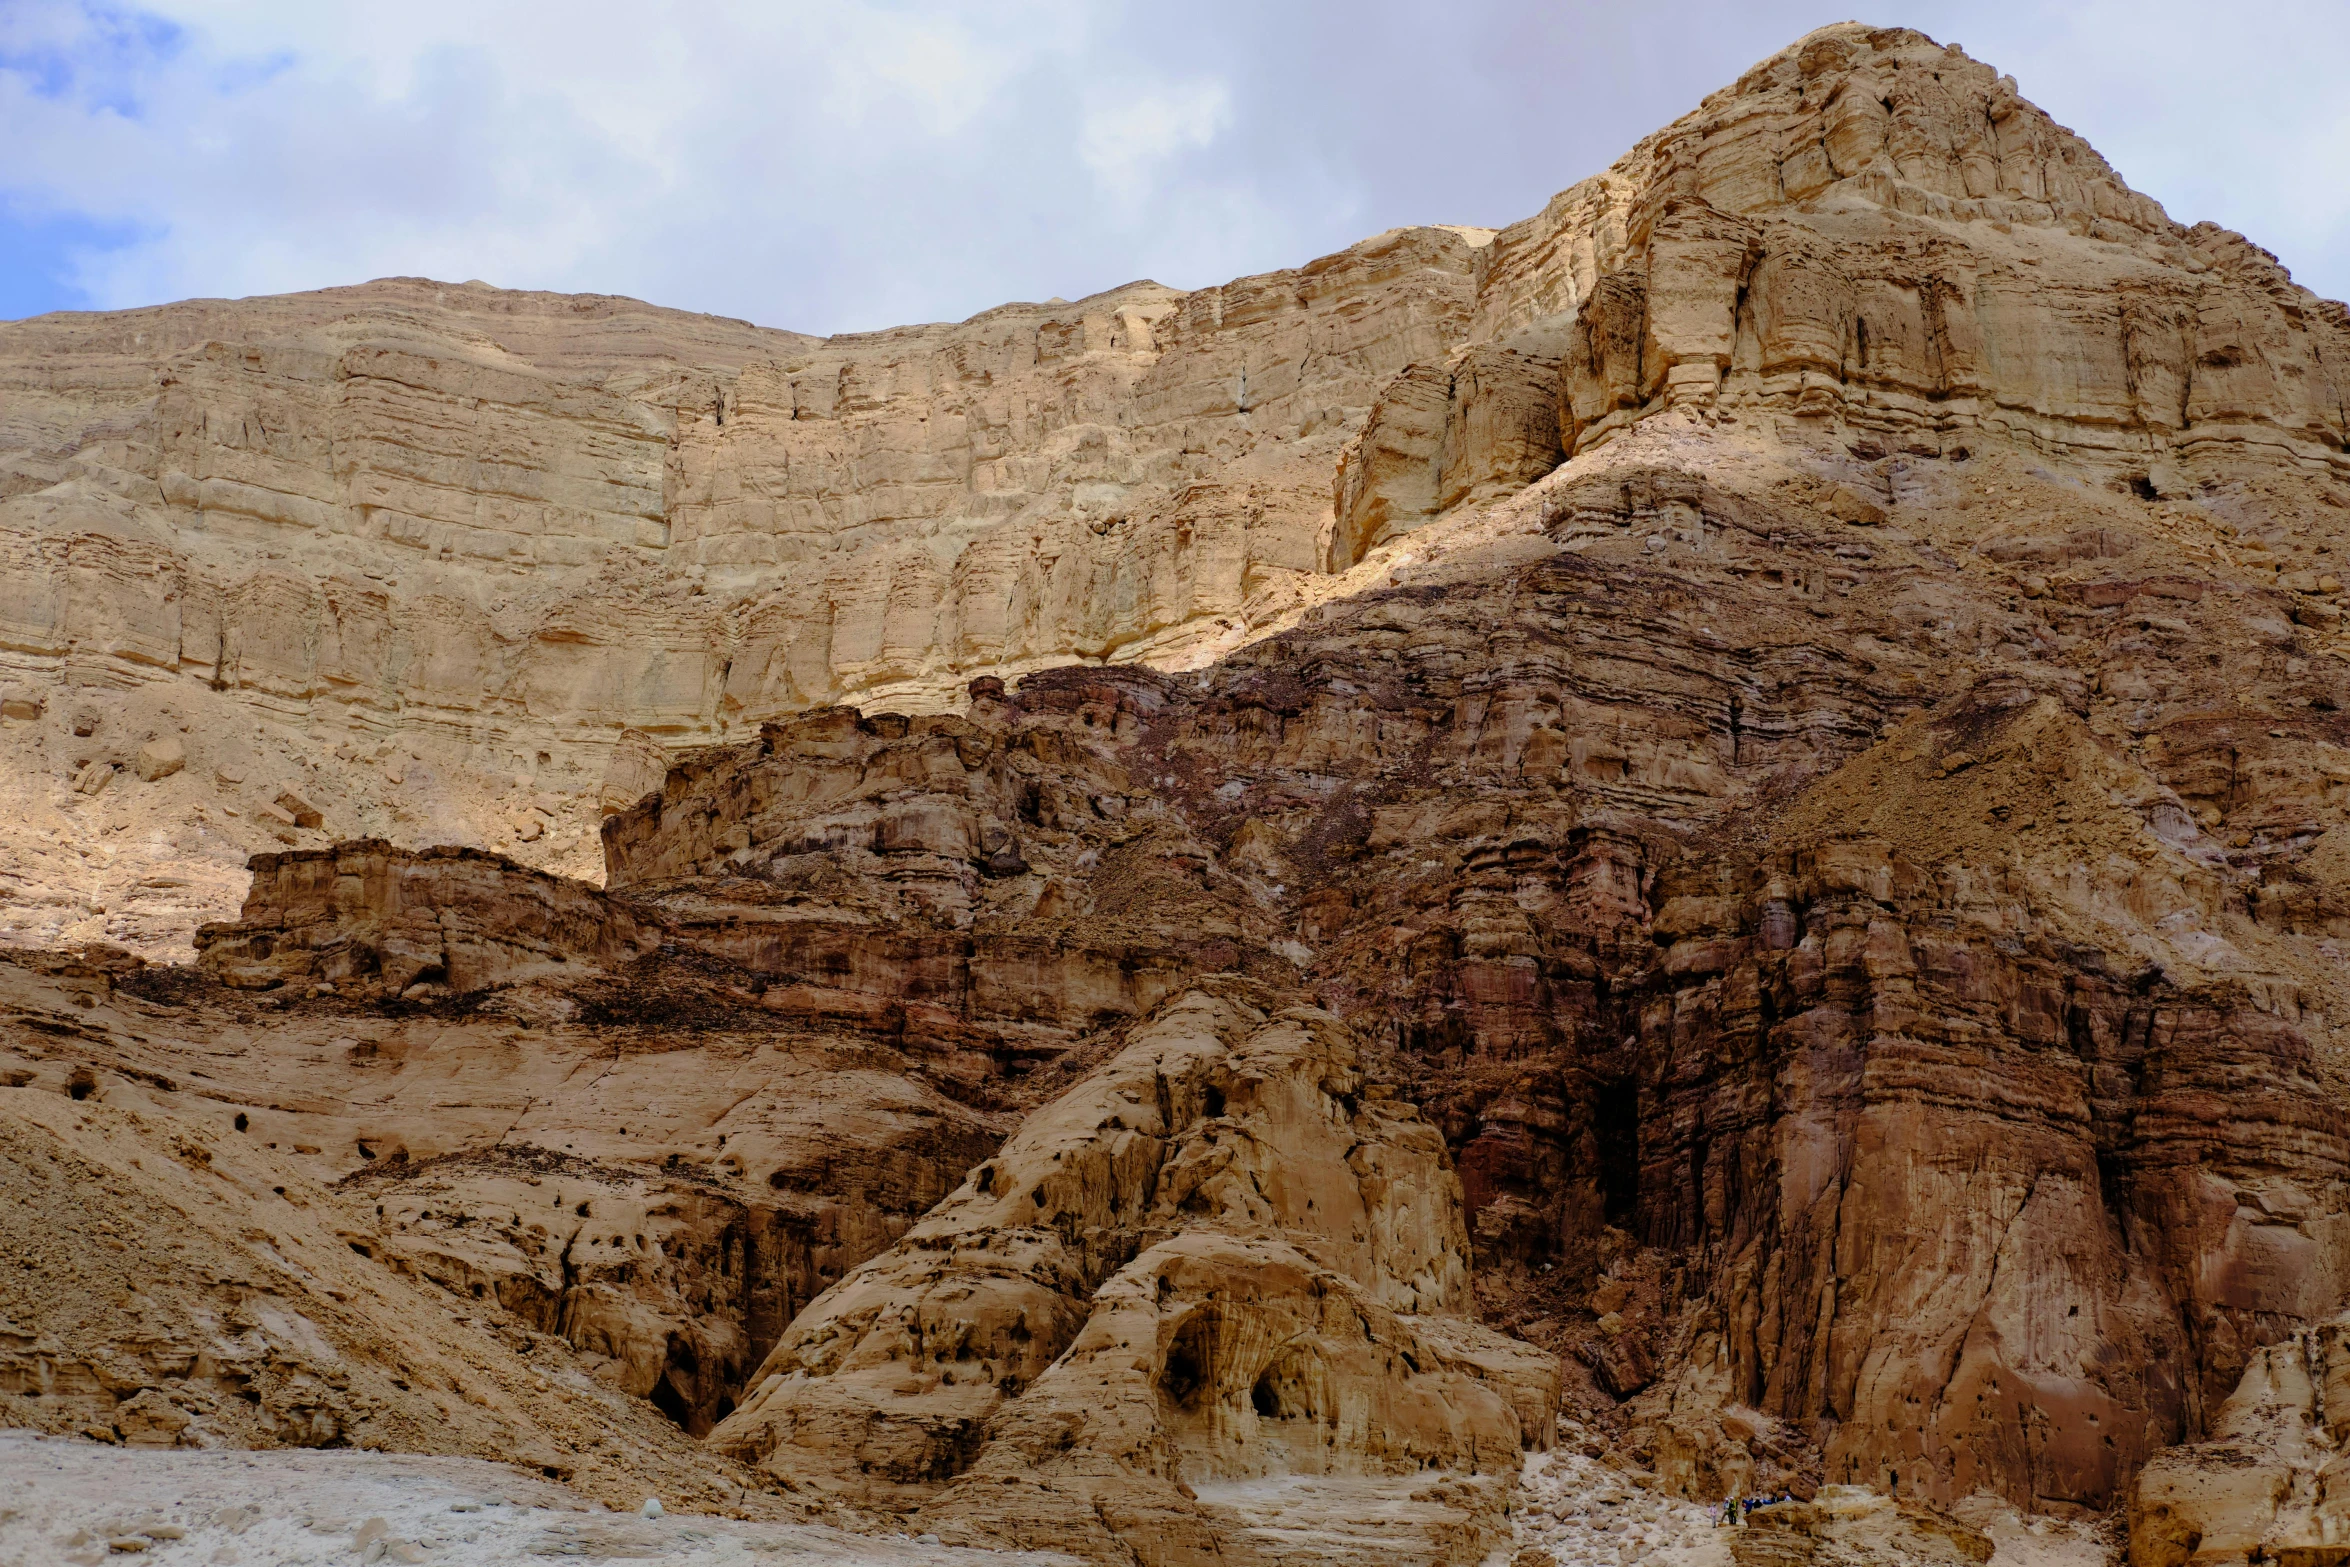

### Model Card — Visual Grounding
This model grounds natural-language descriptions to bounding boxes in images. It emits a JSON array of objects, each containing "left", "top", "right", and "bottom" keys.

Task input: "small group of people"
[{"left": 1711, "top": 1491, "right": 1792, "bottom": 1527}]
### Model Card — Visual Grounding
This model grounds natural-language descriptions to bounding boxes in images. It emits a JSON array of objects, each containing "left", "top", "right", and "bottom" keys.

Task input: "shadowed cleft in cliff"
[{"left": 5, "top": 19, "right": 2350, "bottom": 1567}]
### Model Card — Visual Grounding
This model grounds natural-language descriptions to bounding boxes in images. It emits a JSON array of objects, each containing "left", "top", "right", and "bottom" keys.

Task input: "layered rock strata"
[
  {"left": 0, "top": 936, "right": 1004, "bottom": 1484},
  {"left": 189, "top": 681, "right": 1297, "bottom": 1096},
  {"left": 713, "top": 980, "right": 1553, "bottom": 1564},
  {"left": 5, "top": 19, "right": 2350, "bottom": 1567},
  {"left": 0, "top": 230, "right": 1491, "bottom": 953},
  {"left": 95, "top": 392, "right": 2350, "bottom": 1538},
  {"left": 7, "top": 24, "right": 2346, "bottom": 959}
]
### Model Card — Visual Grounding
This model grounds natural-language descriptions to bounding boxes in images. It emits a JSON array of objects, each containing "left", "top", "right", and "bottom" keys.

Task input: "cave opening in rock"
[
  {"left": 649, "top": 1373, "right": 693, "bottom": 1430},
  {"left": 1248, "top": 1352, "right": 1316, "bottom": 1424},
  {"left": 1593, "top": 1079, "right": 1640, "bottom": 1226},
  {"left": 649, "top": 1334, "right": 711, "bottom": 1434},
  {"left": 1161, "top": 1307, "right": 1219, "bottom": 1411}
]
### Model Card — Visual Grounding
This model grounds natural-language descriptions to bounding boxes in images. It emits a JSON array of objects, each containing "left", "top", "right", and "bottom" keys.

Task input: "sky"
[{"left": 2, "top": 2, "right": 2345, "bottom": 333}]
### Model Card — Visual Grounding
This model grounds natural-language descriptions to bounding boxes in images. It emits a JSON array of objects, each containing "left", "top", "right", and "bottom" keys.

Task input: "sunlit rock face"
[{"left": 6, "top": 20, "right": 2350, "bottom": 1567}]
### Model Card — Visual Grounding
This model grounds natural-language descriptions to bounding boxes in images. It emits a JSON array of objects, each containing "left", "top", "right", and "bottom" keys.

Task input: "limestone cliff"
[
  {"left": 4, "top": 21, "right": 2350, "bottom": 1567},
  {"left": 0, "top": 236, "right": 1485, "bottom": 954},
  {"left": 10, "top": 27, "right": 2344, "bottom": 963}
]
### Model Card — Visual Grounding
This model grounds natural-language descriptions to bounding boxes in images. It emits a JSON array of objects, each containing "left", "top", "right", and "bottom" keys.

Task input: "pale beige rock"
[
  {"left": 713, "top": 980, "right": 1549, "bottom": 1559},
  {"left": 7, "top": 21, "right": 2350, "bottom": 1567},
  {"left": 600, "top": 728, "right": 669, "bottom": 817},
  {"left": 273, "top": 790, "right": 322, "bottom": 829},
  {"left": 0, "top": 224, "right": 1483, "bottom": 952},
  {"left": 916, "top": 1231, "right": 1541, "bottom": 1565},
  {"left": 0, "top": 941, "right": 1000, "bottom": 1499},
  {"left": 2128, "top": 1320, "right": 2350, "bottom": 1564},
  {"left": 5, "top": 29, "right": 2348, "bottom": 956},
  {"left": 131, "top": 736, "right": 183, "bottom": 781}
]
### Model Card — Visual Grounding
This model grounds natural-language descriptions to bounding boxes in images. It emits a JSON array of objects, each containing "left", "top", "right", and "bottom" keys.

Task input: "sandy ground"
[
  {"left": 1503, "top": 1451, "right": 2115, "bottom": 1567},
  {"left": 1506, "top": 1452, "right": 1733, "bottom": 1567},
  {"left": 0, "top": 1433, "right": 1075, "bottom": 1567},
  {"left": 0, "top": 1432, "right": 2128, "bottom": 1567}
]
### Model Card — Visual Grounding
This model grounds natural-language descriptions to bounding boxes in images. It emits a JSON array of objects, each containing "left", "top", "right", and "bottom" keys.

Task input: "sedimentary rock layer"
[
  {"left": 8, "top": 25, "right": 2346, "bottom": 959},
  {"left": 6, "top": 20, "right": 2350, "bottom": 1567}
]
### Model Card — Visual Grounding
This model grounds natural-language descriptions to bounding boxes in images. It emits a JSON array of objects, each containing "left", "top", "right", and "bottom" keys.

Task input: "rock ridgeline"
[
  {"left": 4, "top": 20, "right": 2350, "bottom": 1567},
  {"left": 6, "top": 23, "right": 2345, "bottom": 961}
]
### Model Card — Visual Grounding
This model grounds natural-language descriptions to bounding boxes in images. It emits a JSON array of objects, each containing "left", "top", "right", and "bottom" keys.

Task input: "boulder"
[
  {"left": 273, "top": 791, "right": 323, "bottom": 829},
  {"left": 133, "top": 736, "right": 185, "bottom": 782}
]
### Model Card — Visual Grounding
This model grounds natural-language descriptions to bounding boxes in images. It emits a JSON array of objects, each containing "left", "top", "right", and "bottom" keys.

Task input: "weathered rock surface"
[
  {"left": 713, "top": 979, "right": 1551, "bottom": 1563},
  {"left": 0, "top": 1433, "right": 1078, "bottom": 1567},
  {"left": 0, "top": 228, "right": 1488, "bottom": 954},
  {"left": 8, "top": 19, "right": 2350, "bottom": 1567},
  {"left": 6, "top": 25, "right": 2343, "bottom": 961},
  {"left": 0, "top": 937, "right": 1003, "bottom": 1500},
  {"left": 197, "top": 840, "right": 654, "bottom": 995},
  {"left": 2126, "top": 1310, "right": 2350, "bottom": 1565}
]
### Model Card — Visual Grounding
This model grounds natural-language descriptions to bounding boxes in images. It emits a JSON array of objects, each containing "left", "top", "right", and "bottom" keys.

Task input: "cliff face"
[
  {"left": 11, "top": 27, "right": 2344, "bottom": 964},
  {"left": 0, "top": 234, "right": 1485, "bottom": 955},
  {"left": 4, "top": 20, "right": 2350, "bottom": 1566}
]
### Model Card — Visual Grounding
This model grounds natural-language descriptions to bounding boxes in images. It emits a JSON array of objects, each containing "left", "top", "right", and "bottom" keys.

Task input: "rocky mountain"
[{"left": 5, "top": 21, "right": 2350, "bottom": 1566}]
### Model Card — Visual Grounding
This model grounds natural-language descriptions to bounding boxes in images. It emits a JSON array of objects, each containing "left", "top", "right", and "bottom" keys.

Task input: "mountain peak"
[{"left": 2, "top": 28, "right": 2349, "bottom": 1564}]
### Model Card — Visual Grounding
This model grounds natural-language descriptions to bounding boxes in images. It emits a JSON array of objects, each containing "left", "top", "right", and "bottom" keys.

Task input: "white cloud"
[
  {"left": 0, "top": 1, "right": 2344, "bottom": 331},
  {"left": 0, "top": 0, "right": 1171, "bottom": 327},
  {"left": 1079, "top": 77, "right": 1232, "bottom": 215}
]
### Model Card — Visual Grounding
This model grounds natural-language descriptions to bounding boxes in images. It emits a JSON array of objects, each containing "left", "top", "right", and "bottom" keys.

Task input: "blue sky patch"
[{"left": 0, "top": 205, "right": 149, "bottom": 321}]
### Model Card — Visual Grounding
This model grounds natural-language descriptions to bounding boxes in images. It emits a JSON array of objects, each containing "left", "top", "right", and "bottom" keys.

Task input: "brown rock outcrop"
[
  {"left": 195, "top": 841, "right": 652, "bottom": 994},
  {"left": 7, "top": 28, "right": 2343, "bottom": 961},
  {"left": 8, "top": 19, "right": 2350, "bottom": 1567},
  {"left": 713, "top": 979, "right": 1552, "bottom": 1563},
  {"left": 0, "top": 929, "right": 1002, "bottom": 1486}
]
